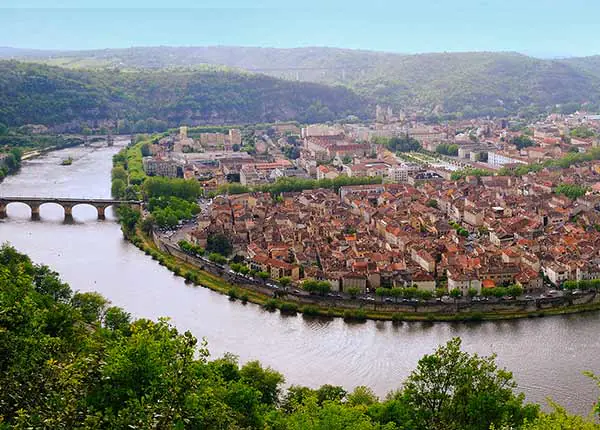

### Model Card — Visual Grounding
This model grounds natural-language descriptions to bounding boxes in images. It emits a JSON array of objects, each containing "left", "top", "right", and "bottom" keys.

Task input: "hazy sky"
[{"left": 0, "top": 0, "right": 598, "bottom": 57}]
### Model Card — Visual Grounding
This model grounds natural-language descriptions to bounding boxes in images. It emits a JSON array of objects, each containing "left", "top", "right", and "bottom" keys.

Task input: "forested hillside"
[
  {"left": 4, "top": 46, "right": 600, "bottom": 118},
  {"left": 1, "top": 244, "right": 599, "bottom": 429},
  {"left": 0, "top": 61, "right": 366, "bottom": 130}
]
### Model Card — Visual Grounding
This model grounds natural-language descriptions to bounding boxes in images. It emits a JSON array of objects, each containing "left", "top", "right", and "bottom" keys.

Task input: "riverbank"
[{"left": 124, "top": 227, "right": 600, "bottom": 322}]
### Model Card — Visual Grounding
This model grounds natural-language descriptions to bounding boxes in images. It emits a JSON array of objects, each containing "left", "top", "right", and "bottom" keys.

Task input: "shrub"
[
  {"left": 279, "top": 302, "right": 299, "bottom": 314},
  {"left": 263, "top": 299, "right": 279, "bottom": 311},
  {"left": 391, "top": 313, "right": 403, "bottom": 323},
  {"left": 228, "top": 288, "right": 239, "bottom": 301},
  {"left": 301, "top": 305, "right": 321, "bottom": 316},
  {"left": 343, "top": 309, "right": 367, "bottom": 322}
]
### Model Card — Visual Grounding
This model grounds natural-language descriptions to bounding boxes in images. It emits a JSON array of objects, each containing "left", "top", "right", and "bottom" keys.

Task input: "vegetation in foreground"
[{"left": 1, "top": 244, "right": 599, "bottom": 429}]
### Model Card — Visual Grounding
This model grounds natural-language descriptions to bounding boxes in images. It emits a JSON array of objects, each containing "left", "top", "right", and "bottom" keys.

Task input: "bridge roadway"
[{"left": 0, "top": 196, "right": 142, "bottom": 220}]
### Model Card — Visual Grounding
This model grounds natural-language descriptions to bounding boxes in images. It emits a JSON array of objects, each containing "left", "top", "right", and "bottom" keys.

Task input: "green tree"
[
  {"left": 302, "top": 280, "right": 331, "bottom": 296},
  {"left": 140, "top": 143, "right": 151, "bottom": 156},
  {"left": 111, "top": 165, "right": 128, "bottom": 182},
  {"left": 206, "top": 232, "right": 233, "bottom": 256},
  {"left": 71, "top": 291, "right": 109, "bottom": 324},
  {"left": 257, "top": 271, "right": 270, "bottom": 280},
  {"left": 450, "top": 288, "right": 462, "bottom": 299},
  {"left": 111, "top": 178, "right": 126, "bottom": 199},
  {"left": 104, "top": 306, "right": 132, "bottom": 332},
  {"left": 403, "top": 338, "right": 538, "bottom": 430},
  {"left": 239, "top": 360, "right": 285, "bottom": 406},
  {"left": 347, "top": 287, "right": 361, "bottom": 299}
]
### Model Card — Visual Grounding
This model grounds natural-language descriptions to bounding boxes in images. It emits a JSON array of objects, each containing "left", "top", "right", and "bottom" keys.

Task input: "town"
[{"left": 135, "top": 107, "right": 600, "bottom": 304}]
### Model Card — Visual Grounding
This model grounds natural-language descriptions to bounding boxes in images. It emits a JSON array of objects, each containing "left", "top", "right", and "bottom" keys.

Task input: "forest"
[
  {"left": 4, "top": 48, "right": 600, "bottom": 119},
  {"left": 0, "top": 61, "right": 366, "bottom": 131},
  {"left": 1, "top": 244, "right": 599, "bottom": 429}
]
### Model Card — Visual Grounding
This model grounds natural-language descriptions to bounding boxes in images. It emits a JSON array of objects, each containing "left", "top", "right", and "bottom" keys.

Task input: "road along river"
[{"left": 1, "top": 141, "right": 598, "bottom": 415}]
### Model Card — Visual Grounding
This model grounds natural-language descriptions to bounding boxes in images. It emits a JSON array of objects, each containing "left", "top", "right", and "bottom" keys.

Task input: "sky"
[{"left": 0, "top": 0, "right": 598, "bottom": 57}]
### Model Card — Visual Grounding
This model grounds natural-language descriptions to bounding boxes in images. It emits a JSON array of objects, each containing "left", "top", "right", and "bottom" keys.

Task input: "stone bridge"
[{"left": 0, "top": 197, "right": 142, "bottom": 220}]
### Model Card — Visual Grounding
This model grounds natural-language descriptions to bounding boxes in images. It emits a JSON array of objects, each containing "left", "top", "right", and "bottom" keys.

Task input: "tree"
[
  {"left": 519, "top": 403, "right": 599, "bottom": 430},
  {"left": 257, "top": 271, "right": 270, "bottom": 280},
  {"left": 206, "top": 232, "right": 233, "bottom": 256},
  {"left": 450, "top": 288, "right": 463, "bottom": 299},
  {"left": 239, "top": 360, "right": 285, "bottom": 406},
  {"left": 512, "top": 135, "right": 534, "bottom": 150},
  {"left": 104, "top": 306, "right": 132, "bottom": 332},
  {"left": 302, "top": 280, "right": 331, "bottom": 296},
  {"left": 139, "top": 215, "right": 155, "bottom": 234},
  {"left": 347, "top": 287, "right": 361, "bottom": 299},
  {"left": 71, "top": 291, "right": 109, "bottom": 324},
  {"left": 426, "top": 199, "right": 438, "bottom": 208},
  {"left": 111, "top": 165, "right": 128, "bottom": 182},
  {"left": 140, "top": 143, "right": 151, "bottom": 156},
  {"left": 403, "top": 338, "right": 538, "bottom": 430},
  {"left": 111, "top": 178, "right": 126, "bottom": 199},
  {"left": 116, "top": 205, "right": 140, "bottom": 237},
  {"left": 347, "top": 386, "right": 378, "bottom": 407},
  {"left": 279, "top": 277, "right": 292, "bottom": 289},
  {"left": 467, "top": 288, "right": 478, "bottom": 298},
  {"left": 507, "top": 285, "right": 524, "bottom": 298}
]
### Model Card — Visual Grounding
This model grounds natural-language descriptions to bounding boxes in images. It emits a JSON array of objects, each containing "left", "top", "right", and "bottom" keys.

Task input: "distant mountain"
[
  {"left": 3, "top": 46, "right": 600, "bottom": 117},
  {"left": 0, "top": 61, "right": 366, "bottom": 130}
]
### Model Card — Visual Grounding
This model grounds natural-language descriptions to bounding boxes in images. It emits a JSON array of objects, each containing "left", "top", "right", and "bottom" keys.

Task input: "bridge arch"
[
  {"left": 37, "top": 202, "right": 67, "bottom": 219},
  {"left": 0, "top": 201, "right": 35, "bottom": 219},
  {"left": 71, "top": 202, "right": 116, "bottom": 219}
]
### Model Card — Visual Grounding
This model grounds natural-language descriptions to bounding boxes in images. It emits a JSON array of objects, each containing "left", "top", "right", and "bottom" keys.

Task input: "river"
[{"left": 1, "top": 141, "right": 599, "bottom": 415}]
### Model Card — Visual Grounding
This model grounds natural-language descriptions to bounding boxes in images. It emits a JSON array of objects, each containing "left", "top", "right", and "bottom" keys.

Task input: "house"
[
  {"left": 410, "top": 248, "right": 436, "bottom": 273},
  {"left": 447, "top": 270, "right": 481, "bottom": 295},
  {"left": 411, "top": 271, "right": 436, "bottom": 292},
  {"left": 341, "top": 273, "right": 368, "bottom": 293},
  {"left": 542, "top": 262, "right": 571, "bottom": 286}
]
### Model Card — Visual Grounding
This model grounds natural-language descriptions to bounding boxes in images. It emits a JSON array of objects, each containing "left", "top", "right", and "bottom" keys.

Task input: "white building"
[{"left": 487, "top": 151, "right": 528, "bottom": 168}]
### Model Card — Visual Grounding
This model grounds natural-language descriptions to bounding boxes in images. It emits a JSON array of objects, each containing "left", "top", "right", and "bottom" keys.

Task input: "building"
[
  {"left": 229, "top": 129, "right": 242, "bottom": 146},
  {"left": 487, "top": 151, "right": 528, "bottom": 168},
  {"left": 240, "top": 160, "right": 293, "bottom": 186},
  {"left": 142, "top": 157, "right": 181, "bottom": 178},
  {"left": 542, "top": 262, "right": 571, "bottom": 286}
]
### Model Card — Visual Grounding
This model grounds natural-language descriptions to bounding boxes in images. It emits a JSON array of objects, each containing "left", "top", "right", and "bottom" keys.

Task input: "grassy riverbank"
[{"left": 127, "top": 229, "right": 600, "bottom": 323}]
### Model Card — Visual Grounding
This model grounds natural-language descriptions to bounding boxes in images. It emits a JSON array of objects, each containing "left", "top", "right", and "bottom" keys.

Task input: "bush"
[
  {"left": 240, "top": 293, "right": 249, "bottom": 304},
  {"left": 391, "top": 313, "right": 404, "bottom": 323},
  {"left": 228, "top": 288, "right": 239, "bottom": 301},
  {"left": 263, "top": 299, "right": 279, "bottom": 311},
  {"left": 301, "top": 305, "right": 321, "bottom": 316},
  {"left": 279, "top": 302, "right": 299, "bottom": 314},
  {"left": 343, "top": 309, "right": 367, "bottom": 322}
]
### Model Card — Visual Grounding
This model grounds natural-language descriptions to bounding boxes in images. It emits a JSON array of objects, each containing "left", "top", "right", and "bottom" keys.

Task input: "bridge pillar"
[
  {"left": 63, "top": 204, "right": 73, "bottom": 220},
  {"left": 30, "top": 203, "right": 40, "bottom": 220},
  {"left": 0, "top": 202, "right": 6, "bottom": 219},
  {"left": 97, "top": 205, "right": 107, "bottom": 220}
]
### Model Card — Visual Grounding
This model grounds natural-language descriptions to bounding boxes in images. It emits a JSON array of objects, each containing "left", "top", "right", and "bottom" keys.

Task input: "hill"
[
  {"left": 3, "top": 46, "right": 600, "bottom": 117},
  {"left": 0, "top": 60, "right": 366, "bottom": 130}
]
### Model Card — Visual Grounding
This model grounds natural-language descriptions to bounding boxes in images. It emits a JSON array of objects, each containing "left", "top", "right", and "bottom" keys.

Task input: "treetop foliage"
[{"left": 1, "top": 245, "right": 598, "bottom": 429}]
